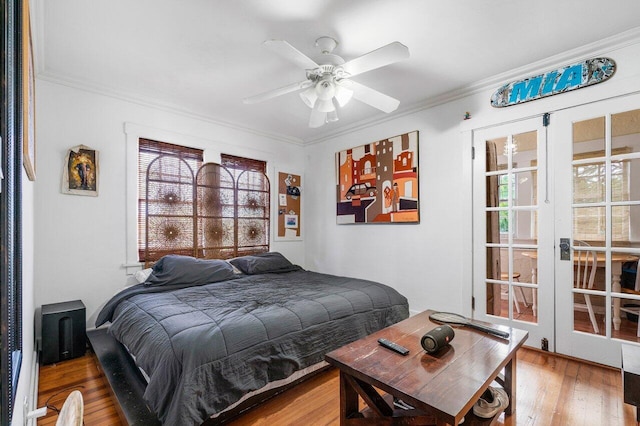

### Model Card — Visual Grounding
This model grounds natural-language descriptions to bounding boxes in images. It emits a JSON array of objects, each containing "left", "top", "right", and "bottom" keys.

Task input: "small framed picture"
[
  {"left": 284, "top": 214, "right": 298, "bottom": 229},
  {"left": 62, "top": 145, "right": 99, "bottom": 196}
]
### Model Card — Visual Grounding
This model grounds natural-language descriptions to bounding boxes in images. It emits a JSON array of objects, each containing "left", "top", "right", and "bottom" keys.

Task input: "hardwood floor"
[
  {"left": 37, "top": 354, "right": 121, "bottom": 426},
  {"left": 37, "top": 347, "right": 638, "bottom": 426}
]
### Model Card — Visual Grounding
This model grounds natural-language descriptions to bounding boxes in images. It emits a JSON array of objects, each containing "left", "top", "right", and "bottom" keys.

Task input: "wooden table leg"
[
  {"left": 340, "top": 371, "right": 360, "bottom": 425},
  {"left": 503, "top": 354, "right": 517, "bottom": 416}
]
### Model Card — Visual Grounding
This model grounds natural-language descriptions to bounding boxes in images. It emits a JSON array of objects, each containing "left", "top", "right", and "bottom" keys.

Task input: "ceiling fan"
[{"left": 243, "top": 36, "right": 410, "bottom": 128}]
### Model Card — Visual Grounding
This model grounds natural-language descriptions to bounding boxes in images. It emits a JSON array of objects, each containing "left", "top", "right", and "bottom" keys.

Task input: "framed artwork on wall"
[
  {"left": 336, "top": 130, "right": 419, "bottom": 224},
  {"left": 274, "top": 170, "right": 302, "bottom": 240},
  {"left": 62, "top": 145, "right": 99, "bottom": 196},
  {"left": 22, "top": 0, "right": 36, "bottom": 181}
]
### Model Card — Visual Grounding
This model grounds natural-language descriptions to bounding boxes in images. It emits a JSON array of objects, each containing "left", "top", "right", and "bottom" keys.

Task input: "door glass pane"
[
  {"left": 573, "top": 206, "right": 605, "bottom": 244},
  {"left": 612, "top": 251, "right": 640, "bottom": 340},
  {"left": 512, "top": 130, "right": 537, "bottom": 163},
  {"left": 573, "top": 116, "right": 605, "bottom": 159},
  {"left": 513, "top": 246, "right": 537, "bottom": 324},
  {"left": 486, "top": 173, "right": 508, "bottom": 207},
  {"left": 514, "top": 171, "right": 536, "bottom": 207},
  {"left": 573, "top": 162, "right": 605, "bottom": 203},
  {"left": 487, "top": 283, "right": 508, "bottom": 318},
  {"left": 486, "top": 213, "right": 501, "bottom": 244},
  {"left": 490, "top": 137, "right": 508, "bottom": 170},
  {"left": 611, "top": 205, "right": 635, "bottom": 247},
  {"left": 573, "top": 293, "right": 605, "bottom": 336},
  {"left": 513, "top": 284, "right": 536, "bottom": 323},
  {"left": 615, "top": 296, "right": 640, "bottom": 343},
  {"left": 612, "top": 158, "right": 640, "bottom": 202},
  {"left": 486, "top": 247, "right": 502, "bottom": 280},
  {"left": 612, "top": 109, "right": 640, "bottom": 153}
]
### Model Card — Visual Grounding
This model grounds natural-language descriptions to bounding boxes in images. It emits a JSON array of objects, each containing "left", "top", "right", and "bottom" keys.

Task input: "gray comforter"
[{"left": 97, "top": 270, "right": 409, "bottom": 425}]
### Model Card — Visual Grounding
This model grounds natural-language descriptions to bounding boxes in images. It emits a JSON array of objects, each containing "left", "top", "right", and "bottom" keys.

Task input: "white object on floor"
[
  {"left": 473, "top": 386, "right": 509, "bottom": 419},
  {"left": 55, "top": 390, "right": 83, "bottom": 426}
]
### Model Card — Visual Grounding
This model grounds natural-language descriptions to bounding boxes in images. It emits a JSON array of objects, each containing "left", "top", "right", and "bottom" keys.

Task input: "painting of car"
[{"left": 345, "top": 183, "right": 377, "bottom": 200}]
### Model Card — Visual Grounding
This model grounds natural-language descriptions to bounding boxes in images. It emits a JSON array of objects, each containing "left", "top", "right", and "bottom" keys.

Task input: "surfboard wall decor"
[{"left": 491, "top": 57, "right": 616, "bottom": 108}]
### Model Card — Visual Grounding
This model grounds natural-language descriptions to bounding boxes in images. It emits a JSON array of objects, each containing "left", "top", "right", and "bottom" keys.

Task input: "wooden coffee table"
[{"left": 324, "top": 310, "right": 528, "bottom": 425}]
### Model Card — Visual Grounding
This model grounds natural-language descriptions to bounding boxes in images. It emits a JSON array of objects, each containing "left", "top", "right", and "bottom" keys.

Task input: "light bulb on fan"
[
  {"left": 299, "top": 86, "right": 317, "bottom": 108},
  {"left": 315, "top": 78, "right": 336, "bottom": 112},
  {"left": 327, "top": 110, "right": 339, "bottom": 122}
]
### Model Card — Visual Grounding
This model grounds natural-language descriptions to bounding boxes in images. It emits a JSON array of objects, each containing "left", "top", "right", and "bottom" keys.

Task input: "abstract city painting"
[{"left": 336, "top": 131, "right": 419, "bottom": 224}]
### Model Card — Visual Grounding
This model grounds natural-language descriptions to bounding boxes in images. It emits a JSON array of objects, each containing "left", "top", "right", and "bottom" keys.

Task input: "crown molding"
[{"left": 36, "top": 71, "right": 305, "bottom": 147}]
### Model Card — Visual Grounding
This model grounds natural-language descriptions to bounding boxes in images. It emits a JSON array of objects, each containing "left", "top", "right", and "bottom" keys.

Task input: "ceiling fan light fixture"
[
  {"left": 316, "top": 98, "right": 335, "bottom": 113},
  {"left": 334, "top": 83, "right": 353, "bottom": 107},
  {"left": 299, "top": 86, "right": 317, "bottom": 108},
  {"left": 326, "top": 110, "right": 339, "bottom": 123},
  {"left": 315, "top": 79, "right": 336, "bottom": 100}
]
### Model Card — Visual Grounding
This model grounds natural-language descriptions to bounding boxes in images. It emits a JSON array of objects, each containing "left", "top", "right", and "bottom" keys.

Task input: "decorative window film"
[
  {"left": 138, "top": 139, "right": 269, "bottom": 264},
  {"left": 138, "top": 139, "right": 203, "bottom": 262}
]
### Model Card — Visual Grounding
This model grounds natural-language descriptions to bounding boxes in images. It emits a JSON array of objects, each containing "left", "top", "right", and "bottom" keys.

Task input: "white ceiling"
[{"left": 33, "top": 0, "right": 640, "bottom": 144}]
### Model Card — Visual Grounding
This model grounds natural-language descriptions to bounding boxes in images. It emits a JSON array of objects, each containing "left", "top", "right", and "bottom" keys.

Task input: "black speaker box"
[{"left": 40, "top": 300, "right": 86, "bottom": 365}]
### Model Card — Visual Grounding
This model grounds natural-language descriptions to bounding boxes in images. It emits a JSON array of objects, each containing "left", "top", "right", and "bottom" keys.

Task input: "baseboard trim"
[{"left": 26, "top": 350, "right": 39, "bottom": 426}]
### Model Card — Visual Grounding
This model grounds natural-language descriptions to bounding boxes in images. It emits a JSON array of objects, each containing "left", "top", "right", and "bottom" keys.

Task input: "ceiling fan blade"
[
  {"left": 243, "top": 80, "right": 311, "bottom": 104},
  {"left": 349, "top": 80, "right": 400, "bottom": 113},
  {"left": 264, "top": 39, "right": 319, "bottom": 70},
  {"left": 341, "top": 42, "right": 409, "bottom": 77},
  {"left": 309, "top": 105, "right": 327, "bottom": 128}
]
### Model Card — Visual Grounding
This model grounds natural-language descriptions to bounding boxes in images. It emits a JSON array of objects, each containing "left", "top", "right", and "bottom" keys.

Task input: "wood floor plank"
[{"left": 37, "top": 347, "right": 639, "bottom": 425}]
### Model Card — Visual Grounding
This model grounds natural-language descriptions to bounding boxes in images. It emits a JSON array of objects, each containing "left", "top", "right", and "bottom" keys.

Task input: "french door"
[
  {"left": 554, "top": 94, "right": 640, "bottom": 367},
  {"left": 472, "top": 117, "right": 555, "bottom": 350},
  {"left": 473, "top": 94, "right": 640, "bottom": 367}
]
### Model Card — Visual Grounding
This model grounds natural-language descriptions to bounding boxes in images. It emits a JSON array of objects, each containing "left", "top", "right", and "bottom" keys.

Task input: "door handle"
[{"left": 559, "top": 238, "right": 570, "bottom": 261}]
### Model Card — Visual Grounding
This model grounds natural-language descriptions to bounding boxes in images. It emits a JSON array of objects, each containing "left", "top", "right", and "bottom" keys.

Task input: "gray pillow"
[
  {"left": 228, "top": 252, "right": 298, "bottom": 275},
  {"left": 145, "top": 255, "right": 235, "bottom": 287}
]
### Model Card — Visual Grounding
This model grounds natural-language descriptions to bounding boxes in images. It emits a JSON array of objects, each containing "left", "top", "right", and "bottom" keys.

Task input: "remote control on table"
[{"left": 378, "top": 338, "right": 409, "bottom": 355}]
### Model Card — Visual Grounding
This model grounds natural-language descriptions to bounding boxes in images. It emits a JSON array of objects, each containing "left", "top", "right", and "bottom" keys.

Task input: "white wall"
[
  {"left": 33, "top": 81, "right": 305, "bottom": 327},
  {"left": 32, "top": 30, "right": 640, "bottom": 333},
  {"left": 304, "top": 100, "right": 469, "bottom": 316},
  {"left": 304, "top": 35, "right": 640, "bottom": 317}
]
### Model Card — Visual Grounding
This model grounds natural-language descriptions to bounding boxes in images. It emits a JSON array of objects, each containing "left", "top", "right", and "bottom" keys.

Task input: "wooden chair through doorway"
[
  {"left": 574, "top": 240, "right": 600, "bottom": 334},
  {"left": 500, "top": 272, "right": 529, "bottom": 314}
]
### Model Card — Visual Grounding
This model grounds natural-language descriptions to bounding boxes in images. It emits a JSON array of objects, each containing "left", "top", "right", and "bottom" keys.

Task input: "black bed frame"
[
  {"left": 87, "top": 329, "right": 161, "bottom": 425},
  {"left": 87, "top": 328, "right": 329, "bottom": 425}
]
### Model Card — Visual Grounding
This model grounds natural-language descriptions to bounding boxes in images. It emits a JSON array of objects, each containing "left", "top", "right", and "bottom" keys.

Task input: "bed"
[{"left": 95, "top": 252, "right": 409, "bottom": 425}]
